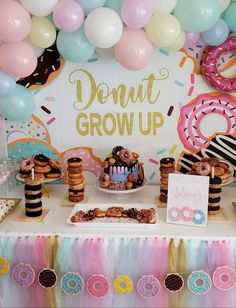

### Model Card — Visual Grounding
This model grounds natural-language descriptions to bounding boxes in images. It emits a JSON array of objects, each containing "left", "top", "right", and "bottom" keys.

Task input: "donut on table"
[
  {"left": 202, "top": 37, "right": 236, "bottom": 92},
  {"left": 213, "top": 266, "right": 236, "bottom": 291},
  {"left": 177, "top": 93, "right": 236, "bottom": 151},
  {"left": 136, "top": 275, "right": 160, "bottom": 298}
]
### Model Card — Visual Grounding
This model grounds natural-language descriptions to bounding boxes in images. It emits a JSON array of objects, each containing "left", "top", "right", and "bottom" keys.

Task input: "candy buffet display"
[{"left": 67, "top": 157, "right": 85, "bottom": 203}]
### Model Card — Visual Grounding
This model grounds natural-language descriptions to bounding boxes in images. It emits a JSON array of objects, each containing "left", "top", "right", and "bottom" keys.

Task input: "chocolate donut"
[
  {"left": 164, "top": 273, "right": 184, "bottom": 292},
  {"left": 38, "top": 268, "right": 57, "bottom": 289}
]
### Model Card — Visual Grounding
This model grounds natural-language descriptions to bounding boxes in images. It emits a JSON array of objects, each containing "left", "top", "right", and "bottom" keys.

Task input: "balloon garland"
[{"left": 0, "top": 0, "right": 236, "bottom": 121}]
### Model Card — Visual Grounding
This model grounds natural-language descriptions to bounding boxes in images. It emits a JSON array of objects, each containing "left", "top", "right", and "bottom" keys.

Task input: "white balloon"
[
  {"left": 84, "top": 7, "right": 123, "bottom": 48},
  {"left": 220, "top": 0, "right": 231, "bottom": 12},
  {"left": 152, "top": 0, "right": 177, "bottom": 13},
  {"left": 20, "top": 0, "right": 59, "bottom": 16}
]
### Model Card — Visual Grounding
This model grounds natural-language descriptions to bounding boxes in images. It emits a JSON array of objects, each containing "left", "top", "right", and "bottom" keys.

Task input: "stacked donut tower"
[
  {"left": 159, "top": 157, "right": 176, "bottom": 204},
  {"left": 67, "top": 157, "right": 85, "bottom": 203},
  {"left": 24, "top": 170, "right": 43, "bottom": 217},
  {"left": 208, "top": 168, "right": 222, "bottom": 216}
]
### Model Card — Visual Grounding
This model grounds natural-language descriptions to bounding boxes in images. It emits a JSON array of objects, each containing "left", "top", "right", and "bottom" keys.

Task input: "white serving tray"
[{"left": 66, "top": 203, "right": 158, "bottom": 228}]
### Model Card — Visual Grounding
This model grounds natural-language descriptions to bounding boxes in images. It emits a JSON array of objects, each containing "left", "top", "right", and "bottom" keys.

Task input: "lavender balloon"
[
  {"left": 76, "top": 0, "right": 105, "bottom": 16},
  {"left": 184, "top": 32, "right": 200, "bottom": 48}
]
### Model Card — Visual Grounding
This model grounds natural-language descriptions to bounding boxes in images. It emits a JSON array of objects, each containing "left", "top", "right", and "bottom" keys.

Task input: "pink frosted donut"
[
  {"left": 202, "top": 37, "right": 236, "bottom": 92},
  {"left": 99, "top": 173, "right": 110, "bottom": 188},
  {"left": 177, "top": 93, "right": 236, "bottom": 151},
  {"left": 49, "top": 159, "right": 61, "bottom": 170},
  {"left": 136, "top": 275, "right": 160, "bottom": 298},
  {"left": 179, "top": 207, "right": 194, "bottom": 222},
  {"left": 12, "top": 263, "right": 35, "bottom": 287},
  {"left": 195, "top": 162, "right": 211, "bottom": 176},
  {"left": 168, "top": 207, "right": 180, "bottom": 222},
  {"left": 87, "top": 275, "right": 109, "bottom": 297},
  {"left": 20, "top": 158, "right": 35, "bottom": 172},
  {"left": 213, "top": 266, "right": 236, "bottom": 290}
]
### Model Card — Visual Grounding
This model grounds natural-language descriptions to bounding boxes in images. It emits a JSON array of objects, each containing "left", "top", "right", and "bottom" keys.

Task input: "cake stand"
[{"left": 16, "top": 172, "right": 64, "bottom": 184}]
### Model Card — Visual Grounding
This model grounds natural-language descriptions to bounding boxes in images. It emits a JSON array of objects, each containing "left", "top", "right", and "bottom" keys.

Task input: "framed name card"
[{"left": 166, "top": 174, "right": 209, "bottom": 227}]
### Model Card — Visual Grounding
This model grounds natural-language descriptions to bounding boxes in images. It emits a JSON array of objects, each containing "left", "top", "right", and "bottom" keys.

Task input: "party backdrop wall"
[{"left": 5, "top": 44, "right": 236, "bottom": 183}]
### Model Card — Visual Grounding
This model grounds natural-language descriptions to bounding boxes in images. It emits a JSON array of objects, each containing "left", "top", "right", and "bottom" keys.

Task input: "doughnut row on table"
[
  {"left": 0, "top": 199, "right": 16, "bottom": 222},
  {"left": 19, "top": 154, "right": 62, "bottom": 180},
  {"left": 24, "top": 177, "right": 43, "bottom": 217},
  {"left": 67, "top": 158, "right": 85, "bottom": 203},
  {"left": 208, "top": 177, "right": 222, "bottom": 215},
  {"left": 159, "top": 157, "right": 176, "bottom": 204}
]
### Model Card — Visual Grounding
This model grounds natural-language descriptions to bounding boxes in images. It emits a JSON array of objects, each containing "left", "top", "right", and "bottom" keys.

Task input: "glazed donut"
[
  {"left": 61, "top": 272, "right": 83, "bottom": 295},
  {"left": 68, "top": 176, "right": 84, "bottom": 186},
  {"left": 202, "top": 37, "right": 236, "bottom": 92},
  {"left": 20, "top": 158, "right": 35, "bottom": 172},
  {"left": 45, "top": 170, "right": 61, "bottom": 179},
  {"left": 136, "top": 275, "right": 160, "bottom": 298},
  {"left": 192, "top": 209, "right": 206, "bottom": 225},
  {"left": 214, "top": 167, "right": 225, "bottom": 177},
  {"left": 86, "top": 274, "right": 109, "bottom": 297},
  {"left": 179, "top": 207, "right": 194, "bottom": 222},
  {"left": 187, "top": 271, "right": 212, "bottom": 295},
  {"left": 49, "top": 159, "right": 61, "bottom": 170},
  {"left": 217, "top": 162, "right": 229, "bottom": 172},
  {"left": 177, "top": 93, "right": 236, "bottom": 151},
  {"left": 168, "top": 207, "right": 180, "bottom": 222},
  {"left": 0, "top": 256, "right": 10, "bottom": 276},
  {"left": 68, "top": 173, "right": 84, "bottom": 180},
  {"left": 195, "top": 162, "right": 211, "bottom": 176},
  {"left": 67, "top": 166, "right": 83, "bottom": 174},
  {"left": 213, "top": 266, "right": 236, "bottom": 291},
  {"left": 67, "top": 157, "right": 83, "bottom": 168},
  {"left": 164, "top": 273, "right": 184, "bottom": 292},
  {"left": 118, "top": 148, "right": 137, "bottom": 164},
  {"left": 34, "top": 154, "right": 49, "bottom": 167},
  {"left": 12, "top": 263, "right": 35, "bottom": 287},
  {"left": 34, "top": 165, "right": 51, "bottom": 174},
  {"left": 113, "top": 275, "right": 133, "bottom": 295},
  {"left": 99, "top": 173, "right": 110, "bottom": 188}
]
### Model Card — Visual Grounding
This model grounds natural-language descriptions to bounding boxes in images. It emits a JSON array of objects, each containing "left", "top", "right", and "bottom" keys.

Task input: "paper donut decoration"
[
  {"left": 86, "top": 274, "right": 109, "bottom": 297},
  {"left": 136, "top": 275, "right": 160, "bottom": 298},
  {"left": 61, "top": 272, "right": 84, "bottom": 295},
  {"left": 213, "top": 266, "right": 236, "bottom": 291},
  {"left": 202, "top": 37, "right": 236, "bottom": 92},
  {"left": 177, "top": 93, "right": 236, "bottom": 151},
  {"left": 187, "top": 271, "right": 212, "bottom": 295},
  {"left": 12, "top": 263, "right": 35, "bottom": 287},
  {"left": 0, "top": 256, "right": 10, "bottom": 276}
]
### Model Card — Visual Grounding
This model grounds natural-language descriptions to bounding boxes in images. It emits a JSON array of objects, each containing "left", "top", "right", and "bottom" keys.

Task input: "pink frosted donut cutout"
[
  {"left": 86, "top": 274, "right": 109, "bottom": 297},
  {"left": 213, "top": 266, "right": 236, "bottom": 290}
]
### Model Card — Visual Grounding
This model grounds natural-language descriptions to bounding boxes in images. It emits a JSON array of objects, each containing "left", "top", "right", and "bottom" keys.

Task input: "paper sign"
[{"left": 166, "top": 174, "right": 209, "bottom": 227}]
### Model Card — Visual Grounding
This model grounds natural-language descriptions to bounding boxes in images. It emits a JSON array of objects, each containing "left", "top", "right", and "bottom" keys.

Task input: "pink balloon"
[
  {"left": 115, "top": 27, "right": 154, "bottom": 71},
  {"left": 0, "top": 42, "right": 37, "bottom": 78},
  {"left": 53, "top": 0, "right": 84, "bottom": 32},
  {"left": 0, "top": 0, "right": 31, "bottom": 43},
  {"left": 184, "top": 32, "right": 200, "bottom": 48},
  {"left": 121, "top": 0, "right": 153, "bottom": 29}
]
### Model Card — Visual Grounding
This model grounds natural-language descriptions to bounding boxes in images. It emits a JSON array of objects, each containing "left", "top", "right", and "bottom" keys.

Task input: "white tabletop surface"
[{"left": 0, "top": 184, "right": 236, "bottom": 240}]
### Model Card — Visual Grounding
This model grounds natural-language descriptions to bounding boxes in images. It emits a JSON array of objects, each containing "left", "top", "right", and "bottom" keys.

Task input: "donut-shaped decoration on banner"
[
  {"left": 0, "top": 256, "right": 10, "bottom": 276},
  {"left": 12, "top": 263, "right": 35, "bottom": 287},
  {"left": 177, "top": 93, "right": 236, "bottom": 151},
  {"left": 136, "top": 275, "right": 160, "bottom": 298},
  {"left": 86, "top": 274, "right": 109, "bottom": 297},
  {"left": 61, "top": 272, "right": 84, "bottom": 295},
  {"left": 202, "top": 37, "right": 236, "bottom": 92},
  {"left": 187, "top": 271, "right": 212, "bottom": 295},
  {"left": 213, "top": 266, "right": 236, "bottom": 291}
]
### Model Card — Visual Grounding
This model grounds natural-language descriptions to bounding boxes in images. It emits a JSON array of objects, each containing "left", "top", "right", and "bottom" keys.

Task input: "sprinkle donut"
[
  {"left": 164, "top": 273, "right": 184, "bottom": 292},
  {"left": 113, "top": 275, "right": 133, "bottom": 295},
  {"left": 179, "top": 207, "right": 195, "bottom": 222},
  {"left": 136, "top": 275, "right": 160, "bottom": 298},
  {"left": 192, "top": 209, "right": 205, "bottom": 225},
  {"left": 187, "top": 271, "right": 212, "bottom": 295},
  {"left": 213, "top": 266, "right": 236, "bottom": 291},
  {"left": 38, "top": 268, "right": 57, "bottom": 289},
  {"left": 195, "top": 162, "right": 211, "bottom": 176},
  {"left": 0, "top": 256, "right": 10, "bottom": 276},
  {"left": 168, "top": 207, "right": 180, "bottom": 222},
  {"left": 177, "top": 93, "right": 236, "bottom": 151},
  {"left": 202, "top": 37, "right": 236, "bottom": 92},
  {"left": 87, "top": 274, "right": 109, "bottom": 297},
  {"left": 61, "top": 272, "right": 83, "bottom": 295},
  {"left": 20, "top": 158, "right": 35, "bottom": 172},
  {"left": 12, "top": 263, "right": 35, "bottom": 287}
]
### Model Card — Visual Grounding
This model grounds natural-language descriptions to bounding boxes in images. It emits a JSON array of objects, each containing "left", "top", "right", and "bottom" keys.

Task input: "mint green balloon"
[
  {"left": 224, "top": 3, "right": 236, "bottom": 31},
  {"left": 105, "top": 0, "right": 122, "bottom": 14},
  {"left": 56, "top": 26, "right": 95, "bottom": 63},
  {"left": 0, "top": 84, "right": 35, "bottom": 121},
  {"left": 173, "top": 0, "right": 221, "bottom": 32}
]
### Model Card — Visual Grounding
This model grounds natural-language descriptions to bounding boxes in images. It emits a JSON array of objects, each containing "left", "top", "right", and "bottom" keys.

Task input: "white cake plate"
[{"left": 16, "top": 171, "right": 64, "bottom": 184}]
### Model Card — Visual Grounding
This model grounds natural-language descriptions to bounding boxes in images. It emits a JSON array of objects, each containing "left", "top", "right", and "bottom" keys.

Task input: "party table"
[{"left": 0, "top": 184, "right": 236, "bottom": 307}]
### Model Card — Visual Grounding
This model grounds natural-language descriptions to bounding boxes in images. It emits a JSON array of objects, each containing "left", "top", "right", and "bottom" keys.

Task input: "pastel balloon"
[
  {"left": 0, "top": 0, "right": 31, "bottom": 43},
  {"left": 145, "top": 12, "right": 181, "bottom": 47},
  {"left": 184, "top": 32, "right": 200, "bottom": 49},
  {"left": 201, "top": 19, "right": 229, "bottom": 46},
  {"left": 152, "top": 0, "right": 177, "bottom": 13},
  {"left": 53, "top": 0, "right": 84, "bottom": 32},
  {"left": 84, "top": 8, "right": 123, "bottom": 48},
  {"left": 96, "top": 47, "right": 115, "bottom": 59},
  {"left": 20, "top": 0, "right": 59, "bottom": 16},
  {"left": 220, "top": 0, "right": 231, "bottom": 12},
  {"left": 57, "top": 27, "right": 95, "bottom": 62},
  {"left": 115, "top": 27, "right": 154, "bottom": 71},
  {"left": 0, "top": 42, "right": 37, "bottom": 78},
  {"left": 0, "top": 71, "right": 16, "bottom": 97},
  {"left": 121, "top": 0, "right": 153, "bottom": 29},
  {"left": 76, "top": 0, "right": 106, "bottom": 16},
  {"left": 24, "top": 38, "right": 45, "bottom": 58},
  {"left": 224, "top": 3, "right": 236, "bottom": 32},
  {"left": 0, "top": 84, "right": 35, "bottom": 121},
  {"left": 105, "top": 0, "right": 122, "bottom": 14},
  {"left": 173, "top": 0, "right": 221, "bottom": 32},
  {"left": 167, "top": 30, "right": 186, "bottom": 52},
  {"left": 29, "top": 16, "right": 56, "bottom": 49}
]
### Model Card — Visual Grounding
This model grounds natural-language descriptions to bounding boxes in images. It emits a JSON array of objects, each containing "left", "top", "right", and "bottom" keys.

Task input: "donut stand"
[{"left": 0, "top": 1, "right": 236, "bottom": 307}]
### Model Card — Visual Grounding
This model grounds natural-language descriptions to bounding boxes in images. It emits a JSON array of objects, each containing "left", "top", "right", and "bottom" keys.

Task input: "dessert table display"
[{"left": 0, "top": 184, "right": 236, "bottom": 308}]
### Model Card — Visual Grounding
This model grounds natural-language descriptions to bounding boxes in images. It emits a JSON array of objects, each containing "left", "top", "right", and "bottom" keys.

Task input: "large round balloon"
[
  {"left": 220, "top": 0, "right": 231, "bottom": 12},
  {"left": 53, "top": 0, "right": 84, "bottom": 32},
  {"left": 0, "top": 0, "right": 31, "bottom": 43},
  {"left": 20, "top": 0, "right": 59, "bottom": 16},
  {"left": 84, "top": 7, "right": 123, "bottom": 48},
  {"left": 57, "top": 27, "right": 95, "bottom": 62},
  {"left": 121, "top": 0, "right": 153, "bottom": 29},
  {"left": 224, "top": 3, "right": 236, "bottom": 32},
  {"left": 105, "top": 0, "right": 122, "bottom": 14},
  {"left": 184, "top": 32, "right": 200, "bottom": 49},
  {"left": 0, "top": 71, "right": 16, "bottom": 97},
  {"left": 173, "top": 0, "right": 221, "bottom": 32},
  {"left": 29, "top": 16, "right": 57, "bottom": 49},
  {"left": 0, "top": 84, "right": 35, "bottom": 121},
  {"left": 167, "top": 30, "right": 186, "bottom": 52},
  {"left": 115, "top": 27, "right": 153, "bottom": 71},
  {"left": 76, "top": 0, "right": 106, "bottom": 16},
  {"left": 145, "top": 12, "right": 181, "bottom": 48},
  {"left": 201, "top": 19, "right": 229, "bottom": 46},
  {"left": 0, "top": 42, "right": 37, "bottom": 79},
  {"left": 152, "top": 0, "right": 177, "bottom": 13}
]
